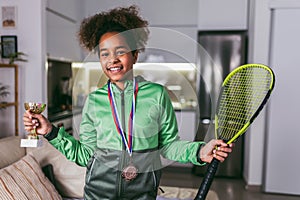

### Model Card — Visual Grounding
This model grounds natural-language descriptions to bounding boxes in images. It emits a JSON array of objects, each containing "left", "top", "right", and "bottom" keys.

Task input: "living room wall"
[{"left": 0, "top": 0, "right": 47, "bottom": 137}]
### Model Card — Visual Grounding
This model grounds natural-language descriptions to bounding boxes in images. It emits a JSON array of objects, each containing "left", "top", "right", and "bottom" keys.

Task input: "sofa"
[
  {"left": 0, "top": 136, "right": 85, "bottom": 199},
  {"left": 0, "top": 136, "right": 218, "bottom": 200}
]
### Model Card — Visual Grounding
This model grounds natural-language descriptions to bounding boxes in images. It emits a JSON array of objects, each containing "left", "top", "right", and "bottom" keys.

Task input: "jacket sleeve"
[
  {"left": 158, "top": 87, "right": 206, "bottom": 166},
  {"left": 48, "top": 95, "right": 97, "bottom": 167}
]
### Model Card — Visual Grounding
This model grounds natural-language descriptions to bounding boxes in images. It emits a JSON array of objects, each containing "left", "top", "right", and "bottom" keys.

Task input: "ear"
[{"left": 133, "top": 52, "right": 138, "bottom": 64}]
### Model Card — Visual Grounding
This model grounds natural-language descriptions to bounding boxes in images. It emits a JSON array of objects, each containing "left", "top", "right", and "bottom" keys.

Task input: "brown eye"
[
  {"left": 116, "top": 50, "right": 126, "bottom": 56},
  {"left": 100, "top": 52, "right": 109, "bottom": 58}
]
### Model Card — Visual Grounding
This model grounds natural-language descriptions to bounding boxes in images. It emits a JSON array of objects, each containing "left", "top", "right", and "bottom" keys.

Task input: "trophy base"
[{"left": 20, "top": 138, "right": 43, "bottom": 147}]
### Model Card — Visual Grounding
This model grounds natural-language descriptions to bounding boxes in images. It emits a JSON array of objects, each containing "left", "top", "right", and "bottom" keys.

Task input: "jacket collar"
[{"left": 108, "top": 75, "right": 147, "bottom": 93}]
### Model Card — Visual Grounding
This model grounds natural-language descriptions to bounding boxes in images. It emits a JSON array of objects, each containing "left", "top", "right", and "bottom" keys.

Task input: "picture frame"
[
  {"left": 1, "top": 6, "right": 17, "bottom": 29},
  {"left": 1, "top": 35, "right": 18, "bottom": 58}
]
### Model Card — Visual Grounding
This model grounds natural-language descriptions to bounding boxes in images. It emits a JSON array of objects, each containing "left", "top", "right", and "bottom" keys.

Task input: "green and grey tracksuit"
[{"left": 46, "top": 76, "right": 205, "bottom": 200}]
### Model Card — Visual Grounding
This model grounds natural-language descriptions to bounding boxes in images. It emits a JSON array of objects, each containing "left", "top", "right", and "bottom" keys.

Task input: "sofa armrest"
[
  {"left": 0, "top": 136, "right": 26, "bottom": 169},
  {"left": 27, "top": 138, "right": 86, "bottom": 198}
]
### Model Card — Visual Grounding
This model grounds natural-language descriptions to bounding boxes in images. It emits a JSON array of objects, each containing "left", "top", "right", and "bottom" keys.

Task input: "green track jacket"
[{"left": 48, "top": 76, "right": 205, "bottom": 199}]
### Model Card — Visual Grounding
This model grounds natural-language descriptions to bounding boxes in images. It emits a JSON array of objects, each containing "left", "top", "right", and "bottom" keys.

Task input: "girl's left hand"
[{"left": 199, "top": 139, "right": 233, "bottom": 163}]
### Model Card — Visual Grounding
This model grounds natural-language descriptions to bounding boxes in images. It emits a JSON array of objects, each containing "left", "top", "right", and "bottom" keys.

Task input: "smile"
[{"left": 107, "top": 66, "right": 123, "bottom": 72}]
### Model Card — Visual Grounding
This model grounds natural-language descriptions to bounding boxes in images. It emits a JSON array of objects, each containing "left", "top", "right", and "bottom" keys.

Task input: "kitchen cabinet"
[
  {"left": 47, "top": 0, "right": 81, "bottom": 21},
  {"left": 46, "top": 1, "right": 83, "bottom": 61},
  {"left": 263, "top": 1, "right": 300, "bottom": 195},
  {"left": 46, "top": 10, "right": 81, "bottom": 61},
  {"left": 135, "top": 0, "right": 198, "bottom": 63},
  {"left": 84, "top": 0, "right": 198, "bottom": 63},
  {"left": 134, "top": 0, "right": 198, "bottom": 26},
  {"left": 198, "top": 0, "right": 248, "bottom": 30},
  {"left": 175, "top": 110, "right": 197, "bottom": 142},
  {"left": 165, "top": 110, "right": 196, "bottom": 168},
  {"left": 140, "top": 27, "right": 198, "bottom": 63},
  {"left": 72, "top": 113, "right": 82, "bottom": 140},
  {"left": 84, "top": 0, "right": 198, "bottom": 26}
]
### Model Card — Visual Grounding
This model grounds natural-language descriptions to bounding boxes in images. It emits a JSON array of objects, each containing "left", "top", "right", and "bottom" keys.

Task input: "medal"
[
  {"left": 108, "top": 79, "right": 139, "bottom": 181},
  {"left": 122, "top": 163, "right": 138, "bottom": 181}
]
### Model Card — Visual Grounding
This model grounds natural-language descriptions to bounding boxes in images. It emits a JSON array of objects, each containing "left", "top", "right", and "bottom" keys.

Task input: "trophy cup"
[{"left": 20, "top": 102, "right": 46, "bottom": 147}]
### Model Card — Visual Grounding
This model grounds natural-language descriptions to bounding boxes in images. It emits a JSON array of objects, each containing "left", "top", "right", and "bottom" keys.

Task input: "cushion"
[
  {"left": 0, "top": 136, "right": 26, "bottom": 169},
  {"left": 27, "top": 137, "right": 86, "bottom": 198},
  {"left": 0, "top": 154, "right": 62, "bottom": 200}
]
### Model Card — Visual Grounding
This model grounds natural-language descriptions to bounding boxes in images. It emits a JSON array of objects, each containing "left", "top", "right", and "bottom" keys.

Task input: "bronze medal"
[{"left": 122, "top": 164, "right": 138, "bottom": 181}]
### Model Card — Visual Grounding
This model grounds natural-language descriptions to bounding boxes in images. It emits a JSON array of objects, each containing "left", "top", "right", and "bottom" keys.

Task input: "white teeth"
[{"left": 109, "top": 67, "right": 121, "bottom": 71}]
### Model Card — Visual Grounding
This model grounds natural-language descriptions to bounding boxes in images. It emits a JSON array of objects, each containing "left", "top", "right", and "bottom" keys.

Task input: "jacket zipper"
[
  {"left": 152, "top": 171, "right": 157, "bottom": 189},
  {"left": 117, "top": 90, "right": 126, "bottom": 198},
  {"left": 86, "top": 156, "right": 96, "bottom": 183}
]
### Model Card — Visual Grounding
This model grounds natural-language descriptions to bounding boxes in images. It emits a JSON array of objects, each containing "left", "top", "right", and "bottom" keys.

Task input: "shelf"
[
  {"left": 0, "top": 64, "right": 19, "bottom": 136},
  {"left": 0, "top": 102, "right": 17, "bottom": 109}
]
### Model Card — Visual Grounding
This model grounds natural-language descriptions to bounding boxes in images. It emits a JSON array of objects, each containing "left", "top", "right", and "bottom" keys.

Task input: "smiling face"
[{"left": 99, "top": 32, "right": 138, "bottom": 89}]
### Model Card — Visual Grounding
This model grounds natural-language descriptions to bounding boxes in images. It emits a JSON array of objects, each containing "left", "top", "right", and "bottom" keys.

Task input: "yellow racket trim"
[{"left": 215, "top": 63, "right": 275, "bottom": 144}]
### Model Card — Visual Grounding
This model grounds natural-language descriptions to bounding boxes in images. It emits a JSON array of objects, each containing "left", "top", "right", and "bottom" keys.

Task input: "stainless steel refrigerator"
[{"left": 193, "top": 31, "right": 247, "bottom": 178}]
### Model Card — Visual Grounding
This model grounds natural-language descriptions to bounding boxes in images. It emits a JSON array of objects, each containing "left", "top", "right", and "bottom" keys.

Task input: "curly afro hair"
[{"left": 78, "top": 5, "right": 149, "bottom": 54}]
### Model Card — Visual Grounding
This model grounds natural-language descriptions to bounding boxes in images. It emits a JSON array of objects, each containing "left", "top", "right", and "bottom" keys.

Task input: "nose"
[{"left": 108, "top": 53, "right": 119, "bottom": 64}]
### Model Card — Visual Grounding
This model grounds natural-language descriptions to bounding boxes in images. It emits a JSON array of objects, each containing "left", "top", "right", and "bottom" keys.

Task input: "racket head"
[{"left": 215, "top": 63, "right": 275, "bottom": 144}]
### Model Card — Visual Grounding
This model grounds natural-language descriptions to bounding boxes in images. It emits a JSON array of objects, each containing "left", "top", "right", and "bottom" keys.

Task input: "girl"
[{"left": 24, "top": 5, "right": 232, "bottom": 200}]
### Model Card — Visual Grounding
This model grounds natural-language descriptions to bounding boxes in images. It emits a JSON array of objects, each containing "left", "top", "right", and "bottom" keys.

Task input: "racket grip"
[{"left": 194, "top": 158, "right": 220, "bottom": 200}]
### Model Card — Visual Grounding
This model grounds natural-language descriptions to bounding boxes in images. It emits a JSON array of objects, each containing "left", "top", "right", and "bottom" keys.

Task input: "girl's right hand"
[{"left": 23, "top": 110, "right": 52, "bottom": 135}]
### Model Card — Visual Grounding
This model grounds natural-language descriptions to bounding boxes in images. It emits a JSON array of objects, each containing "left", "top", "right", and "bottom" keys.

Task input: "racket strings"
[{"left": 217, "top": 67, "right": 273, "bottom": 140}]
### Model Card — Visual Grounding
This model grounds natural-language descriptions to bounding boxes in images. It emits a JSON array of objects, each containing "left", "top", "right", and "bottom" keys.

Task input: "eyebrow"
[{"left": 99, "top": 45, "right": 130, "bottom": 52}]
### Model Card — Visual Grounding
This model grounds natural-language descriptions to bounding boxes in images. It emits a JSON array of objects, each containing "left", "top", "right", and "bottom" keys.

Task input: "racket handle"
[{"left": 194, "top": 158, "right": 220, "bottom": 200}]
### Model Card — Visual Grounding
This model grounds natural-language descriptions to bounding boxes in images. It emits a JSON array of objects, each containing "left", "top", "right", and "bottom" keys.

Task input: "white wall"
[
  {"left": 263, "top": 0, "right": 300, "bottom": 195},
  {"left": 0, "top": 0, "right": 47, "bottom": 138},
  {"left": 0, "top": 0, "right": 88, "bottom": 138},
  {"left": 243, "top": 0, "right": 272, "bottom": 186}
]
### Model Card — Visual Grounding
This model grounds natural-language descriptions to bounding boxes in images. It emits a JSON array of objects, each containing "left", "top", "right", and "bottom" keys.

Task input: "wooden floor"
[{"left": 160, "top": 166, "right": 300, "bottom": 200}]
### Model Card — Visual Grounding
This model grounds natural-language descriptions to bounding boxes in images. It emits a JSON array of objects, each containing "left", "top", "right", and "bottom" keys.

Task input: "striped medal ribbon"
[{"left": 108, "top": 79, "right": 139, "bottom": 181}]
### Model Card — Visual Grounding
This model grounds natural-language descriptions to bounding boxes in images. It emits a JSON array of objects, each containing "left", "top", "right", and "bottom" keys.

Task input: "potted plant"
[
  {"left": 7, "top": 52, "right": 27, "bottom": 64},
  {"left": 0, "top": 35, "right": 28, "bottom": 64},
  {"left": 0, "top": 82, "right": 9, "bottom": 109}
]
